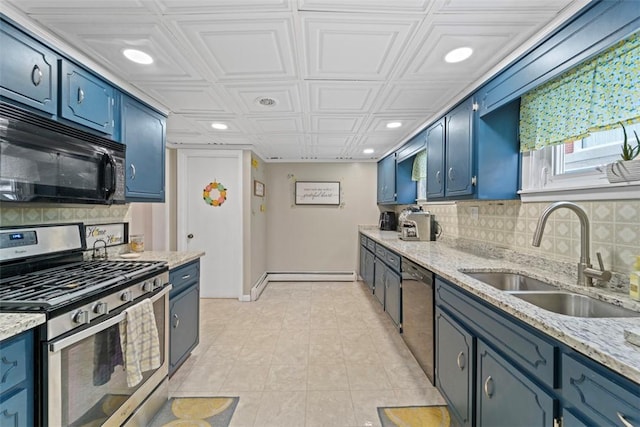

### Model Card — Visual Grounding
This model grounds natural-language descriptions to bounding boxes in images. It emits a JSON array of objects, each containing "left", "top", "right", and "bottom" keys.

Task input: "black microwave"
[{"left": 0, "top": 103, "right": 125, "bottom": 204}]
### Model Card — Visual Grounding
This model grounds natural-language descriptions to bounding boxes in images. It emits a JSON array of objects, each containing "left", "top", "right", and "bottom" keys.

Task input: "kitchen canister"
[{"left": 130, "top": 234, "right": 144, "bottom": 252}]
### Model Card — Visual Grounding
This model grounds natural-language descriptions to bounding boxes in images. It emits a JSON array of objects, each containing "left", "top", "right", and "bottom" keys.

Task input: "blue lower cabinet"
[
  {"left": 0, "top": 330, "right": 34, "bottom": 427},
  {"left": 561, "top": 409, "right": 590, "bottom": 427},
  {"left": 561, "top": 353, "right": 640, "bottom": 427},
  {"left": 364, "top": 248, "right": 375, "bottom": 291},
  {"left": 374, "top": 258, "right": 385, "bottom": 306},
  {"left": 476, "top": 340, "right": 555, "bottom": 427},
  {"left": 169, "top": 260, "right": 201, "bottom": 376},
  {"left": 384, "top": 267, "right": 401, "bottom": 329},
  {"left": 435, "top": 309, "right": 474, "bottom": 427}
]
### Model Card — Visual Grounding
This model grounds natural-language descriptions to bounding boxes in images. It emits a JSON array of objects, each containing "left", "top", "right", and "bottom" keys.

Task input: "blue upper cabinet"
[
  {"left": 445, "top": 99, "right": 474, "bottom": 197},
  {"left": 477, "top": 1, "right": 640, "bottom": 117},
  {"left": 59, "top": 60, "right": 115, "bottom": 135},
  {"left": 0, "top": 21, "right": 58, "bottom": 115},
  {"left": 426, "top": 118, "right": 445, "bottom": 199},
  {"left": 377, "top": 153, "right": 396, "bottom": 204},
  {"left": 121, "top": 94, "right": 166, "bottom": 202}
]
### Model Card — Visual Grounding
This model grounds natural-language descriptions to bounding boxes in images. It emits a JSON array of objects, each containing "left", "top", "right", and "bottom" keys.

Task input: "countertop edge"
[
  {"left": 118, "top": 251, "right": 205, "bottom": 269},
  {"left": 0, "top": 313, "right": 45, "bottom": 341}
]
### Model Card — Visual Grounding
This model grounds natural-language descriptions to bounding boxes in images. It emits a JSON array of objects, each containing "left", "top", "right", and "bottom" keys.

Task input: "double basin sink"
[{"left": 464, "top": 271, "right": 640, "bottom": 318}]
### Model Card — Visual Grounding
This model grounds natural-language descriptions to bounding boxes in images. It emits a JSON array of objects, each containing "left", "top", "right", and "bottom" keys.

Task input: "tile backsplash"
[
  {"left": 0, "top": 204, "right": 131, "bottom": 227},
  {"left": 419, "top": 199, "right": 639, "bottom": 275}
]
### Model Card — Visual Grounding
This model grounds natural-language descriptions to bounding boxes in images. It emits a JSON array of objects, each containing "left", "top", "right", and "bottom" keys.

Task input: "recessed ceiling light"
[
  {"left": 211, "top": 123, "right": 228, "bottom": 130},
  {"left": 122, "top": 48, "right": 153, "bottom": 65},
  {"left": 255, "top": 97, "right": 278, "bottom": 107},
  {"left": 444, "top": 47, "right": 473, "bottom": 63},
  {"left": 363, "top": 148, "right": 375, "bottom": 154},
  {"left": 386, "top": 122, "right": 402, "bottom": 129}
]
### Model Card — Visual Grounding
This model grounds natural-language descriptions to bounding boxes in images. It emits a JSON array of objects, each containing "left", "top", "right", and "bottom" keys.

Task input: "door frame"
[{"left": 177, "top": 149, "right": 243, "bottom": 299}]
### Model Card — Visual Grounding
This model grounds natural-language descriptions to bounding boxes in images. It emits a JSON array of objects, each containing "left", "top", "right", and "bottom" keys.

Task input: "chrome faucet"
[{"left": 532, "top": 201, "right": 611, "bottom": 286}]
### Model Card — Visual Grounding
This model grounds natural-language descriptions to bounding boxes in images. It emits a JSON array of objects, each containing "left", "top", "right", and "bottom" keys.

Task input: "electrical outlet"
[{"left": 470, "top": 206, "right": 479, "bottom": 220}]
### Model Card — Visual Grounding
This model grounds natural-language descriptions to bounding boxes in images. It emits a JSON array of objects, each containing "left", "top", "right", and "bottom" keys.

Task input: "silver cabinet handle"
[
  {"left": 31, "top": 65, "right": 43, "bottom": 86},
  {"left": 456, "top": 351, "right": 465, "bottom": 370},
  {"left": 435, "top": 170, "right": 441, "bottom": 183},
  {"left": 77, "top": 87, "right": 85, "bottom": 104},
  {"left": 484, "top": 376, "right": 494, "bottom": 398},
  {"left": 181, "top": 274, "right": 191, "bottom": 280},
  {"left": 130, "top": 164, "right": 136, "bottom": 180},
  {"left": 173, "top": 313, "right": 180, "bottom": 328},
  {"left": 617, "top": 412, "right": 634, "bottom": 427},
  {"left": 448, "top": 167, "right": 455, "bottom": 181}
]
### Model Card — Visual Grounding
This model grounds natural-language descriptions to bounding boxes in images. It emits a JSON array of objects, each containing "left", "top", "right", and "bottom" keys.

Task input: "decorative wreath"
[{"left": 203, "top": 181, "right": 227, "bottom": 207}]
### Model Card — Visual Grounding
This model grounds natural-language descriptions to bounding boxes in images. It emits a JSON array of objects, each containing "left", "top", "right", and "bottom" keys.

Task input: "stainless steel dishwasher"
[{"left": 401, "top": 257, "right": 435, "bottom": 384}]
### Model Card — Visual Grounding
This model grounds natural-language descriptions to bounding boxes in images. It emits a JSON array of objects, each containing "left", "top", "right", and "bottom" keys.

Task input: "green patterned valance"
[
  {"left": 411, "top": 149, "right": 426, "bottom": 181},
  {"left": 520, "top": 31, "right": 640, "bottom": 152}
]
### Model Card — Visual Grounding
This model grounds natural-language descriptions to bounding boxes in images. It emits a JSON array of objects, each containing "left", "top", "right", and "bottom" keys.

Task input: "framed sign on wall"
[
  {"left": 295, "top": 181, "right": 340, "bottom": 205},
  {"left": 254, "top": 180, "right": 265, "bottom": 197}
]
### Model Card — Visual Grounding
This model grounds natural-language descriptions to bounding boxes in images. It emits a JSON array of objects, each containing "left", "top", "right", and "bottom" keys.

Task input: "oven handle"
[{"left": 49, "top": 285, "right": 171, "bottom": 353}]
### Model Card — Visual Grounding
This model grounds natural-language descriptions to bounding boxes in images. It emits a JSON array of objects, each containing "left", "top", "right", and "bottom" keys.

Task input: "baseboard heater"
[{"left": 250, "top": 271, "right": 356, "bottom": 301}]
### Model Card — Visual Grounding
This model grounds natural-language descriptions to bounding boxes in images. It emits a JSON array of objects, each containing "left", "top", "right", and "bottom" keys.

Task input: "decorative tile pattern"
[{"left": 421, "top": 200, "right": 640, "bottom": 274}]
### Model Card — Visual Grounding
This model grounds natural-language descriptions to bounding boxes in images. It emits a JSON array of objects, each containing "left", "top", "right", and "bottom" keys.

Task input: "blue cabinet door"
[
  {"left": 0, "top": 21, "right": 58, "bottom": 115},
  {"left": 59, "top": 60, "right": 114, "bottom": 134},
  {"left": 364, "top": 248, "right": 375, "bottom": 292},
  {"left": 476, "top": 340, "right": 555, "bottom": 427},
  {"left": 445, "top": 98, "right": 474, "bottom": 197},
  {"left": 121, "top": 95, "right": 166, "bottom": 202},
  {"left": 384, "top": 266, "right": 401, "bottom": 329},
  {"left": 170, "top": 283, "right": 200, "bottom": 375},
  {"left": 426, "top": 119, "right": 445, "bottom": 198},
  {"left": 0, "top": 330, "right": 34, "bottom": 427},
  {"left": 377, "top": 154, "right": 396, "bottom": 204},
  {"left": 374, "top": 258, "right": 386, "bottom": 306},
  {"left": 435, "top": 309, "right": 473, "bottom": 427}
]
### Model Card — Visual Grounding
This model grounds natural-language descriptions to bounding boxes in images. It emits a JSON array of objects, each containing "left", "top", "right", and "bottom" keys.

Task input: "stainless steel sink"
[
  {"left": 511, "top": 292, "right": 640, "bottom": 318},
  {"left": 464, "top": 271, "right": 558, "bottom": 291}
]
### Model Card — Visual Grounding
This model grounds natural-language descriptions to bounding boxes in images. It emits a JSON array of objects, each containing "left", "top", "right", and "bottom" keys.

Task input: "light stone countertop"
[
  {"left": 360, "top": 227, "right": 640, "bottom": 384},
  {"left": 115, "top": 251, "right": 205, "bottom": 269},
  {"left": 0, "top": 313, "right": 45, "bottom": 342}
]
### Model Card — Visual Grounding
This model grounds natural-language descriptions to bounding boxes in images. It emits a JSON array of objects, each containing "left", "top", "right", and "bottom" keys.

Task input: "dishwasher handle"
[{"left": 402, "top": 258, "right": 433, "bottom": 285}]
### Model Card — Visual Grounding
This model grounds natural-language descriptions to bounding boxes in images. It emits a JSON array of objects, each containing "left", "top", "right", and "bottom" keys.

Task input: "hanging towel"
[
  {"left": 119, "top": 299, "right": 161, "bottom": 388},
  {"left": 93, "top": 324, "right": 124, "bottom": 386}
]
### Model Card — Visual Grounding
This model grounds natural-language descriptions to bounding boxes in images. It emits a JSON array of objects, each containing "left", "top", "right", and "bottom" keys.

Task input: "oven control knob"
[
  {"left": 141, "top": 281, "right": 153, "bottom": 293},
  {"left": 120, "top": 290, "right": 132, "bottom": 302},
  {"left": 72, "top": 310, "right": 89, "bottom": 325},
  {"left": 153, "top": 277, "right": 163, "bottom": 289},
  {"left": 93, "top": 302, "right": 108, "bottom": 315}
]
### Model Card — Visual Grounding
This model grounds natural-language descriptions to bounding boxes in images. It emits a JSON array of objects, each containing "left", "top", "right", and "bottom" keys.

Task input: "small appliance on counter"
[
  {"left": 400, "top": 211, "right": 436, "bottom": 241},
  {"left": 379, "top": 211, "right": 397, "bottom": 231}
]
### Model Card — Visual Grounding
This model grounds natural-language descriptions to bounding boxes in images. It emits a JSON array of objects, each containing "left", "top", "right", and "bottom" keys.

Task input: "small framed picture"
[{"left": 254, "top": 180, "right": 265, "bottom": 197}]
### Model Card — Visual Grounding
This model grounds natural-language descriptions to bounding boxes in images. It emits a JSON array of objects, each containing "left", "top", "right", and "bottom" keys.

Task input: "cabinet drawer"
[
  {"left": 360, "top": 234, "right": 366, "bottom": 246},
  {"left": 375, "top": 244, "right": 386, "bottom": 259},
  {"left": 385, "top": 250, "right": 401, "bottom": 272},
  {"left": 0, "top": 331, "right": 32, "bottom": 394},
  {"left": 169, "top": 260, "right": 200, "bottom": 296},
  {"left": 562, "top": 353, "right": 639, "bottom": 427},
  {"left": 366, "top": 238, "right": 376, "bottom": 251},
  {"left": 436, "top": 278, "right": 556, "bottom": 387},
  {"left": 0, "top": 388, "right": 29, "bottom": 427}
]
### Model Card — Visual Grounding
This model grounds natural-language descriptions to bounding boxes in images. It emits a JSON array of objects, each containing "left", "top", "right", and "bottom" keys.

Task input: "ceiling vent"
[{"left": 255, "top": 97, "right": 278, "bottom": 107}]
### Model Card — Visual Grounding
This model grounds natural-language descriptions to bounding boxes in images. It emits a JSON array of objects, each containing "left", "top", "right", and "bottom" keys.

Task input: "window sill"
[{"left": 519, "top": 181, "right": 640, "bottom": 202}]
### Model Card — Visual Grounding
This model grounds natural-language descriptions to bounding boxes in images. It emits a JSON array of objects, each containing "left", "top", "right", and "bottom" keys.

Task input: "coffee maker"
[{"left": 379, "top": 211, "right": 397, "bottom": 230}]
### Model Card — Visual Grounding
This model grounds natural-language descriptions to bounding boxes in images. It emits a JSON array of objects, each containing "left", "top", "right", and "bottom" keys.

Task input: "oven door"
[{"left": 46, "top": 286, "right": 169, "bottom": 427}]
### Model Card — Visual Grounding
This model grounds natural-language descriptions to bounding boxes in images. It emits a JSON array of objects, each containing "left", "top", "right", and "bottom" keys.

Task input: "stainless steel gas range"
[{"left": 0, "top": 223, "right": 171, "bottom": 426}]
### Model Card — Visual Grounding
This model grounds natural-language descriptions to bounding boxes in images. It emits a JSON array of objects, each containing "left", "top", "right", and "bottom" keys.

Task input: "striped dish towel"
[{"left": 119, "top": 299, "right": 161, "bottom": 387}]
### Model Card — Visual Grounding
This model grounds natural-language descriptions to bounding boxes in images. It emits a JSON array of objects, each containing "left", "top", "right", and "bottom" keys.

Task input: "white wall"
[
  {"left": 266, "top": 162, "right": 379, "bottom": 272},
  {"left": 242, "top": 151, "right": 268, "bottom": 295}
]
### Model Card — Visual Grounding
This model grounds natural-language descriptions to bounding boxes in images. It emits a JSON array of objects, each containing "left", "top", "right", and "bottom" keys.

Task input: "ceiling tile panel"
[
  {"left": 302, "top": 14, "right": 421, "bottom": 80},
  {"left": 378, "top": 82, "right": 453, "bottom": 113},
  {"left": 434, "top": 0, "right": 574, "bottom": 12},
  {"left": 140, "top": 83, "right": 232, "bottom": 113},
  {"left": 311, "top": 115, "right": 365, "bottom": 133},
  {"left": 363, "top": 115, "right": 425, "bottom": 134},
  {"left": 246, "top": 115, "right": 304, "bottom": 133},
  {"left": 172, "top": 15, "right": 297, "bottom": 80},
  {"left": 224, "top": 82, "right": 302, "bottom": 113},
  {"left": 310, "top": 134, "right": 356, "bottom": 146},
  {"left": 308, "top": 81, "right": 383, "bottom": 113},
  {"left": 155, "top": 0, "right": 291, "bottom": 14},
  {"left": 5, "top": 0, "right": 150, "bottom": 15},
  {"left": 298, "top": 0, "right": 433, "bottom": 14}
]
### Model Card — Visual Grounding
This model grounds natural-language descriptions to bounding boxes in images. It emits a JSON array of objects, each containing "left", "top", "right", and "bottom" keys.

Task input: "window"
[{"left": 520, "top": 123, "right": 640, "bottom": 200}]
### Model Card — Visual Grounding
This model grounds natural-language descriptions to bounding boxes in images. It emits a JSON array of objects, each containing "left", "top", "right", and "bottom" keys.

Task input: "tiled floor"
[{"left": 169, "top": 281, "right": 445, "bottom": 427}]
